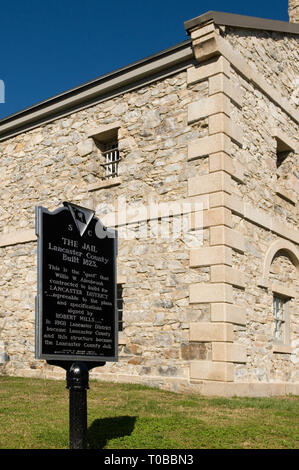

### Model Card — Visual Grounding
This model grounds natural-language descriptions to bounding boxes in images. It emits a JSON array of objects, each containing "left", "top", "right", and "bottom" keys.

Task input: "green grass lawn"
[{"left": 0, "top": 376, "right": 298, "bottom": 449}]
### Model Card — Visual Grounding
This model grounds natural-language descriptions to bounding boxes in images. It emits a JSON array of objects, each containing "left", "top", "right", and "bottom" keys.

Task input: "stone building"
[{"left": 0, "top": 4, "right": 298, "bottom": 396}]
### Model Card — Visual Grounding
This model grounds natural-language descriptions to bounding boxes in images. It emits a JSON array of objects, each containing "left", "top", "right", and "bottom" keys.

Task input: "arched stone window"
[
  {"left": 259, "top": 239, "right": 299, "bottom": 288},
  {"left": 259, "top": 239, "right": 298, "bottom": 355}
]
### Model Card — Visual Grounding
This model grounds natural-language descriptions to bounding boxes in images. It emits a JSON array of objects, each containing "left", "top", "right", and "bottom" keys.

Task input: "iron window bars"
[
  {"left": 273, "top": 295, "right": 286, "bottom": 341},
  {"left": 101, "top": 141, "right": 121, "bottom": 179},
  {"left": 117, "top": 284, "right": 124, "bottom": 331}
]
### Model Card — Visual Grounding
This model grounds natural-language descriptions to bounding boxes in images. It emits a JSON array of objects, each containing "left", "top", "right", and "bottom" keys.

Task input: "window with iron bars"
[
  {"left": 101, "top": 140, "right": 120, "bottom": 179},
  {"left": 273, "top": 295, "right": 287, "bottom": 342},
  {"left": 117, "top": 284, "right": 124, "bottom": 332}
]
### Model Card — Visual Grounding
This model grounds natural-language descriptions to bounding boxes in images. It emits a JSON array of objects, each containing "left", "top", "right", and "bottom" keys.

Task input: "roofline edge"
[
  {"left": 0, "top": 40, "right": 194, "bottom": 141},
  {"left": 184, "top": 11, "right": 299, "bottom": 35}
]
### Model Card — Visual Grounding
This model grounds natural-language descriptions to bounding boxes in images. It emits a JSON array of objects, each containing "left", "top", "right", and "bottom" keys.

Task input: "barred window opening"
[
  {"left": 117, "top": 284, "right": 124, "bottom": 332},
  {"left": 101, "top": 141, "right": 120, "bottom": 179}
]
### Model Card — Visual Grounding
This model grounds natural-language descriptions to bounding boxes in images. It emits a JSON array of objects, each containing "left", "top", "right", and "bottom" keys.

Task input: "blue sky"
[{"left": 0, "top": 0, "right": 290, "bottom": 119}]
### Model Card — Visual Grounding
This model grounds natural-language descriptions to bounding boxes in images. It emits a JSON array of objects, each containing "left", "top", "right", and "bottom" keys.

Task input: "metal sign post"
[
  {"left": 48, "top": 360, "right": 105, "bottom": 449},
  {"left": 35, "top": 202, "right": 118, "bottom": 449}
]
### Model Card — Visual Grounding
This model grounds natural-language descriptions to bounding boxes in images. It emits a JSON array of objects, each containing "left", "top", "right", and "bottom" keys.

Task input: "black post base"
[
  {"left": 47, "top": 360, "right": 105, "bottom": 449},
  {"left": 67, "top": 362, "right": 89, "bottom": 449}
]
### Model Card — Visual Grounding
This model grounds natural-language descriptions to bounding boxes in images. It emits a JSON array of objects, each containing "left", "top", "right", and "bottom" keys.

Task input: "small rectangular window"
[
  {"left": 276, "top": 150, "right": 290, "bottom": 169},
  {"left": 117, "top": 284, "right": 124, "bottom": 331},
  {"left": 88, "top": 122, "right": 122, "bottom": 182},
  {"left": 273, "top": 295, "right": 286, "bottom": 342},
  {"left": 275, "top": 136, "right": 292, "bottom": 173},
  {"left": 101, "top": 141, "right": 120, "bottom": 179}
]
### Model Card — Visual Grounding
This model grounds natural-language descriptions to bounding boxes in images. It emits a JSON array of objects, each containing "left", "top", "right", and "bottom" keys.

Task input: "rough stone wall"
[
  {"left": 184, "top": 20, "right": 298, "bottom": 393},
  {"left": 223, "top": 28, "right": 299, "bottom": 108},
  {"left": 229, "top": 67, "right": 298, "bottom": 224},
  {"left": 0, "top": 70, "right": 210, "bottom": 389},
  {"left": 0, "top": 242, "right": 36, "bottom": 373},
  {"left": 227, "top": 53, "right": 299, "bottom": 385},
  {"left": 0, "top": 22, "right": 298, "bottom": 395},
  {"left": 232, "top": 223, "right": 299, "bottom": 384},
  {"left": 0, "top": 73, "right": 207, "bottom": 234}
]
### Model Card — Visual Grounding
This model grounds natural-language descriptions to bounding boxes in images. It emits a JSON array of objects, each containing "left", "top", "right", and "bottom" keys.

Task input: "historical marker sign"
[{"left": 35, "top": 202, "right": 118, "bottom": 362}]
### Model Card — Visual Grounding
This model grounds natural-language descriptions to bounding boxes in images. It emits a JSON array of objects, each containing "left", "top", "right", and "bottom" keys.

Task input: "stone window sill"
[
  {"left": 273, "top": 343, "right": 292, "bottom": 354},
  {"left": 88, "top": 176, "right": 122, "bottom": 192}
]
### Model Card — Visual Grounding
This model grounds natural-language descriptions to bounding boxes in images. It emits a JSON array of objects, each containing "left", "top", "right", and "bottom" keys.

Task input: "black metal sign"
[{"left": 35, "top": 202, "right": 118, "bottom": 363}]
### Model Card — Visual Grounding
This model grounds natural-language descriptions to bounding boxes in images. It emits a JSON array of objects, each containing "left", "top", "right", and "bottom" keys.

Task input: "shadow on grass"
[{"left": 88, "top": 416, "right": 137, "bottom": 449}]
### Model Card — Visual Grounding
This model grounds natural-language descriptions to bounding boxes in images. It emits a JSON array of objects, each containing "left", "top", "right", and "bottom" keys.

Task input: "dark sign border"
[{"left": 35, "top": 204, "right": 118, "bottom": 363}]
